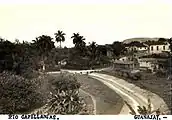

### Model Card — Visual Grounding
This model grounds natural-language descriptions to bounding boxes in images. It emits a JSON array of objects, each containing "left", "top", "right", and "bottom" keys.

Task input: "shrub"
[
  {"left": 0, "top": 71, "right": 48, "bottom": 114},
  {"left": 128, "top": 72, "right": 142, "bottom": 81},
  {"left": 134, "top": 72, "right": 142, "bottom": 81},
  {"left": 37, "top": 73, "right": 86, "bottom": 114},
  {"left": 21, "top": 68, "right": 40, "bottom": 79},
  {"left": 125, "top": 98, "right": 165, "bottom": 115},
  {"left": 155, "top": 70, "right": 166, "bottom": 77}
]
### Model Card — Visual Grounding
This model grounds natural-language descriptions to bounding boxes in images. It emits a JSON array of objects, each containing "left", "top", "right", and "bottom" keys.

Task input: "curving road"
[
  {"left": 89, "top": 73, "right": 152, "bottom": 114},
  {"left": 48, "top": 69, "right": 169, "bottom": 114}
]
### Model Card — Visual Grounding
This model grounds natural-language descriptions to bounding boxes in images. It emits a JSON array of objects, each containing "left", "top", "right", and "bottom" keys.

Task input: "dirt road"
[{"left": 89, "top": 73, "right": 169, "bottom": 114}]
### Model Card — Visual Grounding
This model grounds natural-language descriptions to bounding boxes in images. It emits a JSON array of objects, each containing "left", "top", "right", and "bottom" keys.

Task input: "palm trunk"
[
  {"left": 60, "top": 41, "right": 62, "bottom": 69},
  {"left": 43, "top": 63, "right": 45, "bottom": 71},
  {"left": 42, "top": 55, "right": 46, "bottom": 72}
]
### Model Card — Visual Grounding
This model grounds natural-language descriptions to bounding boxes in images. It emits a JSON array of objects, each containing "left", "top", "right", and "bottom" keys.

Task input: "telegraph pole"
[
  {"left": 170, "top": 46, "right": 172, "bottom": 115},
  {"left": 168, "top": 38, "right": 172, "bottom": 115}
]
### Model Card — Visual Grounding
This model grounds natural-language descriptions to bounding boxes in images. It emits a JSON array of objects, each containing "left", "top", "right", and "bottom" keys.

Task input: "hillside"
[{"left": 122, "top": 37, "right": 160, "bottom": 44}]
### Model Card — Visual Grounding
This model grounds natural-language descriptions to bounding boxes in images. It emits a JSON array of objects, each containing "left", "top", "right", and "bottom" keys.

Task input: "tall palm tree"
[
  {"left": 54, "top": 30, "right": 66, "bottom": 69},
  {"left": 32, "top": 35, "right": 55, "bottom": 71},
  {"left": 54, "top": 30, "right": 66, "bottom": 49},
  {"left": 87, "top": 41, "right": 98, "bottom": 68},
  {"left": 71, "top": 33, "right": 86, "bottom": 54}
]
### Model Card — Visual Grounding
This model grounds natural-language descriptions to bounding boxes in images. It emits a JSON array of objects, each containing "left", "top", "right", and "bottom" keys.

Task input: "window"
[
  {"left": 157, "top": 46, "right": 159, "bottom": 50},
  {"left": 151, "top": 46, "right": 153, "bottom": 51},
  {"left": 163, "top": 46, "right": 165, "bottom": 50}
]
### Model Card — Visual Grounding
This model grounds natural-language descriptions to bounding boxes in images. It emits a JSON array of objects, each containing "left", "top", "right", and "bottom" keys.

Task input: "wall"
[
  {"left": 149, "top": 44, "right": 170, "bottom": 54},
  {"left": 138, "top": 46, "right": 148, "bottom": 51},
  {"left": 139, "top": 61, "right": 152, "bottom": 68},
  {"left": 107, "top": 50, "right": 113, "bottom": 57}
]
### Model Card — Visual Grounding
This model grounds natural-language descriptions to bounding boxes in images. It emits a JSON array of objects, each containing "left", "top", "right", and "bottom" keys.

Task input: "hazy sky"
[{"left": 0, "top": 0, "right": 172, "bottom": 47}]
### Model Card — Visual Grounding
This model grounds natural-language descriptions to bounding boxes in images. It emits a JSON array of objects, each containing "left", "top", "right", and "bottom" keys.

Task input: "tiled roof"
[
  {"left": 114, "top": 60, "right": 134, "bottom": 64},
  {"left": 144, "top": 41, "right": 168, "bottom": 46},
  {"left": 124, "top": 42, "right": 147, "bottom": 47}
]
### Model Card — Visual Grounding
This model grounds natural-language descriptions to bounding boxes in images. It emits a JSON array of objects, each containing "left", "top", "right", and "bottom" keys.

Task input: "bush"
[
  {"left": 21, "top": 68, "right": 40, "bottom": 79},
  {"left": 134, "top": 72, "right": 142, "bottom": 81},
  {"left": 0, "top": 71, "right": 49, "bottom": 114},
  {"left": 155, "top": 70, "right": 166, "bottom": 77},
  {"left": 42, "top": 73, "right": 86, "bottom": 114},
  {"left": 125, "top": 98, "right": 166, "bottom": 115}
]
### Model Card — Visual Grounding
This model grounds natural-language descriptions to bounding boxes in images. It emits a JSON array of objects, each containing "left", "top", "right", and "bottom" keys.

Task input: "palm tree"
[
  {"left": 71, "top": 33, "right": 86, "bottom": 55},
  {"left": 54, "top": 30, "right": 66, "bottom": 69},
  {"left": 125, "top": 98, "right": 163, "bottom": 115},
  {"left": 32, "top": 35, "right": 55, "bottom": 71},
  {"left": 54, "top": 30, "right": 66, "bottom": 49},
  {"left": 87, "top": 41, "right": 98, "bottom": 68}
]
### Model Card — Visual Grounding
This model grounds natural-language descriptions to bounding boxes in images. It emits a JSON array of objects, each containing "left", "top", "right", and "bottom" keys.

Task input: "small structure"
[
  {"left": 113, "top": 59, "right": 139, "bottom": 70},
  {"left": 105, "top": 44, "right": 114, "bottom": 58},
  {"left": 125, "top": 42, "right": 148, "bottom": 53},
  {"left": 138, "top": 54, "right": 169, "bottom": 72},
  {"left": 119, "top": 56, "right": 129, "bottom": 61},
  {"left": 107, "top": 50, "right": 113, "bottom": 57}
]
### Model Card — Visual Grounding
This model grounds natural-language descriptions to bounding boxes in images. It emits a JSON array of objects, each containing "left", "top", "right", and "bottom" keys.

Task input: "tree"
[
  {"left": 71, "top": 33, "right": 86, "bottom": 55},
  {"left": 87, "top": 41, "right": 98, "bottom": 67},
  {"left": 0, "top": 39, "right": 15, "bottom": 72},
  {"left": 54, "top": 30, "right": 66, "bottom": 69},
  {"left": 168, "top": 38, "right": 172, "bottom": 52},
  {"left": 54, "top": 30, "right": 66, "bottom": 48},
  {"left": 112, "top": 41, "right": 125, "bottom": 57},
  {"left": 32, "top": 35, "right": 55, "bottom": 71},
  {"left": 158, "top": 38, "right": 167, "bottom": 43}
]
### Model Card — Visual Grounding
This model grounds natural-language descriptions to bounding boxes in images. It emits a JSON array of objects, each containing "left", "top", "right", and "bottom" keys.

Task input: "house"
[
  {"left": 105, "top": 44, "right": 114, "bottom": 57},
  {"left": 113, "top": 59, "right": 139, "bottom": 70},
  {"left": 138, "top": 53, "right": 169, "bottom": 72},
  {"left": 148, "top": 42, "right": 170, "bottom": 54},
  {"left": 119, "top": 56, "right": 129, "bottom": 61},
  {"left": 107, "top": 50, "right": 113, "bottom": 57},
  {"left": 97, "top": 44, "right": 114, "bottom": 57},
  {"left": 124, "top": 42, "right": 148, "bottom": 53}
]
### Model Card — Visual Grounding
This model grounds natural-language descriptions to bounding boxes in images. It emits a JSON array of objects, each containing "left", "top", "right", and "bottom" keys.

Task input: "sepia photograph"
[{"left": 0, "top": 0, "right": 172, "bottom": 117}]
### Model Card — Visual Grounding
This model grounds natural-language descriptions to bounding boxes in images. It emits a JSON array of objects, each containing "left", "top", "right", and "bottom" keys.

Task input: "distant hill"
[{"left": 122, "top": 37, "right": 161, "bottom": 44}]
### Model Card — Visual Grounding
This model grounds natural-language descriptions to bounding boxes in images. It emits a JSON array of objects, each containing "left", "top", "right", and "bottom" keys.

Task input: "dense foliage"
[
  {"left": 32, "top": 73, "right": 87, "bottom": 114},
  {"left": 0, "top": 71, "right": 48, "bottom": 114}
]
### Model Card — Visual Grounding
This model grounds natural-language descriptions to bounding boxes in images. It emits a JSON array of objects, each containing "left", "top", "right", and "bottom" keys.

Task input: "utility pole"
[
  {"left": 168, "top": 38, "right": 172, "bottom": 115},
  {"left": 170, "top": 49, "right": 172, "bottom": 115}
]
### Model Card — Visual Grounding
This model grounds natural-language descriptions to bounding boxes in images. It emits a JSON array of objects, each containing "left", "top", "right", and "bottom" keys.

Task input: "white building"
[
  {"left": 125, "top": 42, "right": 148, "bottom": 53},
  {"left": 149, "top": 43, "right": 170, "bottom": 54},
  {"left": 138, "top": 57, "right": 168, "bottom": 72},
  {"left": 107, "top": 50, "right": 113, "bottom": 57},
  {"left": 119, "top": 56, "right": 128, "bottom": 61}
]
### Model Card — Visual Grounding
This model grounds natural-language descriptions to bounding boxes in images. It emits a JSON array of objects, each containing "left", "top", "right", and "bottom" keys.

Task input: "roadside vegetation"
[
  {"left": 125, "top": 98, "right": 166, "bottom": 115},
  {"left": 0, "top": 71, "right": 88, "bottom": 114}
]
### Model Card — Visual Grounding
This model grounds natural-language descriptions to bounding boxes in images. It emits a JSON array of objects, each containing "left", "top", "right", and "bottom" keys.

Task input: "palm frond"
[{"left": 124, "top": 101, "right": 136, "bottom": 115}]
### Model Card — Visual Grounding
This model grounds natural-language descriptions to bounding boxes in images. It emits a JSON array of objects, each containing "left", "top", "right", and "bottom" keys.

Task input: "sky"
[{"left": 0, "top": 0, "right": 172, "bottom": 47}]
